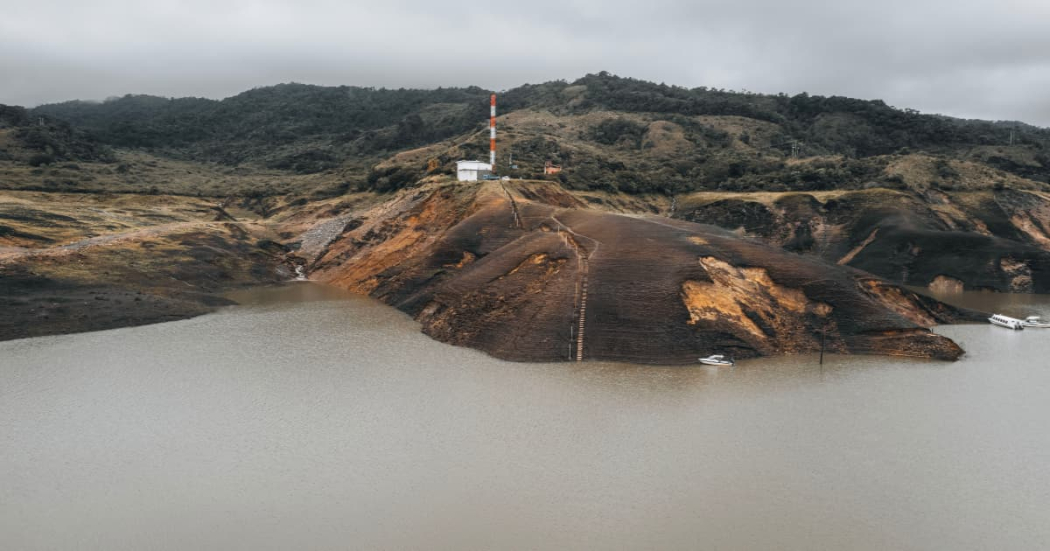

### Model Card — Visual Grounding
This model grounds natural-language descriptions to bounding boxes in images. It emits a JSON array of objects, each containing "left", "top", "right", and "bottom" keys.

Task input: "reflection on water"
[
  {"left": 913, "top": 286, "right": 1050, "bottom": 319},
  {"left": 225, "top": 280, "right": 355, "bottom": 305},
  {"left": 2, "top": 284, "right": 1050, "bottom": 550}
]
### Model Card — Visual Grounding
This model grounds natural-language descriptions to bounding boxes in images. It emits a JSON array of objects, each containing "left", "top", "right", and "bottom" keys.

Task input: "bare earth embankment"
[
  {"left": 0, "top": 190, "right": 296, "bottom": 340},
  {"left": 305, "top": 180, "right": 975, "bottom": 362},
  {"left": 1, "top": 180, "right": 977, "bottom": 361}
]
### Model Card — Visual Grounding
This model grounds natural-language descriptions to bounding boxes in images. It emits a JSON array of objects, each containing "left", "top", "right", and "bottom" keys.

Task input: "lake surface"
[{"left": 2, "top": 283, "right": 1050, "bottom": 550}]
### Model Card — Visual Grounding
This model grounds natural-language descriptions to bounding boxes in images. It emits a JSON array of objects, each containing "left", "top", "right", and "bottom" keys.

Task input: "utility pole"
[{"left": 819, "top": 322, "right": 827, "bottom": 366}]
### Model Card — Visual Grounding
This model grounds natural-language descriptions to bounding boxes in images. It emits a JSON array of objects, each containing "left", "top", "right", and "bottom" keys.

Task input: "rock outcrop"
[{"left": 677, "top": 187, "right": 1050, "bottom": 292}]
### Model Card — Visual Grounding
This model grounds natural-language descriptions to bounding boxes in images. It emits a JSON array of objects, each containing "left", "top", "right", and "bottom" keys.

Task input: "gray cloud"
[{"left": 2, "top": 0, "right": 1048, "bottom": 126}]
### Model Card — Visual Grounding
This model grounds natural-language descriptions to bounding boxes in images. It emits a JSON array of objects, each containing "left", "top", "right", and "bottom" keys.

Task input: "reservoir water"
[{"left": 2, "top": 283, "right": 1050, "bottom": 550}]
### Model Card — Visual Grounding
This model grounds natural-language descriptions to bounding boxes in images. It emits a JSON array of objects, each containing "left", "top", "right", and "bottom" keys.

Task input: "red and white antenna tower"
[{"left": 489, "top": 94, "right": 497, "bottom": 168}]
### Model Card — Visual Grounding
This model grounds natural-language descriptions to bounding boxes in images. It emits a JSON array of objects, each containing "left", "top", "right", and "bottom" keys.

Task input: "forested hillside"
[
  {"left": 18, "top": 72, "right": 1050, "bottom": 194},
  {"left": 0, "top": 105, "right": 115, "bottom": 166},
  {"left": 31, "top": 84, "right": 491, "bottom": 173}
]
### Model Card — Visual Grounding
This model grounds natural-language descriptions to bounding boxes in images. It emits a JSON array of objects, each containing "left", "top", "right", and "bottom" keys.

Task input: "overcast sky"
[{"left": 3, "top": 0, "right": 1049, "bottom": 126}]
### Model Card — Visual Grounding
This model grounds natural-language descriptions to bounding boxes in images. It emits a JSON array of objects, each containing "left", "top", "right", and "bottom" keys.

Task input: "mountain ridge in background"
[
  {"left": 15, "top": 72, "right": 1049, "bottom": 190},
  {"left": 3, "top": 72, "right": 1050, "bottom": 359}
]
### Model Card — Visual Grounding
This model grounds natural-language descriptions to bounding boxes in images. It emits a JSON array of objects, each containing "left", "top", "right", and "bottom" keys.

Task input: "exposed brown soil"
[
  {"left": 2, "top": 180, "right": 979, "bottom": 363},
  {"left": 676, "top": 187, "right": 1050, "bottom": 292},
  {"left": 0, "top": 192, "right": 296, "bottom": 340},
  {"left": 309, "top": 180, "right": 973, "bottom": 362}
]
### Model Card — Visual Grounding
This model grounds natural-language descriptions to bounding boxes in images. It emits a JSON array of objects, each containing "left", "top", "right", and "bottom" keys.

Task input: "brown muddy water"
[{"left": 2, "top": 283, "right": 1050, "bottom": 550}]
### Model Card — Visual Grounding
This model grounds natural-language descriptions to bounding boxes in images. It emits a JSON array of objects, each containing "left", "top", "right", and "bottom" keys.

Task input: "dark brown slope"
[
  {"left": 310, "top": 180, "right": 970, "bottom": 363},
  {"left": 677, "top": 186, "right": 1050, "bottom": 293},
  {"left": 0, "top": 192, "right": 296, "bottom": 341}
]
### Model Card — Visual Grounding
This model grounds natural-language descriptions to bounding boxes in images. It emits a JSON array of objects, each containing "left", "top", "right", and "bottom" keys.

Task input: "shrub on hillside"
[
  {"left": 28, "top": 153, "right": 55, "bottom": 167},
  {"left": 366, "top": 165, "right": 422, "bottom": 193},
  {"left": 589, "top": 118, "right": 647, "bottom": 148}
]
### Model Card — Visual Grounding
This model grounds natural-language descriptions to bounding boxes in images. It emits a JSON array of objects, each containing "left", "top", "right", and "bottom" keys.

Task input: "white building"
[{"left": 456, "top": 160, "right": 493, "bottom": 182}]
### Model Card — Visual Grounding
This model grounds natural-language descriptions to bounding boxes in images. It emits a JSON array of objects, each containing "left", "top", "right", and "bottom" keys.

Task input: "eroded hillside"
[
  {"left": 303, "top": 180, "right": 971, "bottom": 362},
  {"left": 0, "top": 191, "right": 297, "bottom": 340},
  {"left": 6, "top": 73, "right": 1049, "bottom": 360},
  {"left": 1, "top": 180, "right": 974, "bottom": 362},
  {"left": 674, "top": 184, "right": 1050, "bottom": 293}
]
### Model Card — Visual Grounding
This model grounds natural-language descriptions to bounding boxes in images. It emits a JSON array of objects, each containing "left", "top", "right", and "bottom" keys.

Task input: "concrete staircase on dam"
[{"left": 576, "top": 259, "right": 589, "bottom": 361}]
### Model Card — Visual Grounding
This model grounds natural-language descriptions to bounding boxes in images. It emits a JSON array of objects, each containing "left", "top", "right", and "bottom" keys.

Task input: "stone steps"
[{"left": 576, "top": 263, "right": 588, "bottom": 361}]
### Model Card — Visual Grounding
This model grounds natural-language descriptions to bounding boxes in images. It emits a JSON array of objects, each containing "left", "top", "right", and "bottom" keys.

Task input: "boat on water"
[
  {"left": 699, "top": 354, "right": 735, "bottom": 366},
  {"left": 1023, "top": 316, "right": 1050, "bottom": 328},
  {"left": 989, "top": 314, "right": 1025, "bottom": 330}
]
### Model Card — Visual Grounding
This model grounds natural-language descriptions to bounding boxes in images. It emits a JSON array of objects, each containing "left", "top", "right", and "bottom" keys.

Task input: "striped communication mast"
[{"left": 489, "top": 94, "right": 497, "bottom": 168}]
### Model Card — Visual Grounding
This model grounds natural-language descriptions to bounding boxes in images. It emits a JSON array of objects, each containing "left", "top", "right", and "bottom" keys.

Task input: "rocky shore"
[
  {"left": 1, "top": 182, "right": 982, "bottom": 361},
  {"left": 0, "top": 191, "right": 294, "bottom": 341}
]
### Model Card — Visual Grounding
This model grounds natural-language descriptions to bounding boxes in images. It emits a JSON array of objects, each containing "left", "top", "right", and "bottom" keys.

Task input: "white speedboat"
[
  {"left": 699, "top": 354, "right": 735, "bottom": 366},
  {"left": 989, "top": 314, "right": 1025, "bottom": 330},
  {"left": 1023, "top": 316, "right": 1050, "bottom": 328}
]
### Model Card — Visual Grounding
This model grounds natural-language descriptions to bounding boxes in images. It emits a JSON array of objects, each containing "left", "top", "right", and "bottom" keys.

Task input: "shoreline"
[{"left": 0, "top": 278, "right": 986, "bottom": 363}]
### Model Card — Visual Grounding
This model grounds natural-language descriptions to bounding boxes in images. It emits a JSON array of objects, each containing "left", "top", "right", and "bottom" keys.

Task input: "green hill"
[
  {"left": 0, "top": 105, "right": 115, "bottom": 166},
  {"left": 19, "top": 72, "right": 1050, "bottom": 195},
  {"left": 31, "top": 84, "right": 491, "bottom": 173}
]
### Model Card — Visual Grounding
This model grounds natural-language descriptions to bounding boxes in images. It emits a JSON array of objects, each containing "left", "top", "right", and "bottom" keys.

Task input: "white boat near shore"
[
  {"left": 989, "top": 314, "right": 1025, "bottom": 330},
  {"left": 699, "top": 354, "right": 735, "bottom": 366},
  {"left": 1023, "top": 316, "right": 1050, "bottom": 328}
]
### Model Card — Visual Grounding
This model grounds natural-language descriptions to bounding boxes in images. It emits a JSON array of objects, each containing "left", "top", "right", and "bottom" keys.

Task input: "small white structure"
[{"left": 456, "top": 160, "right": 493, "bottom": 182}]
